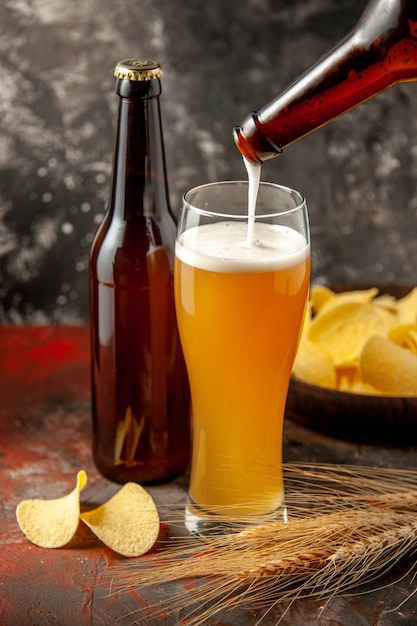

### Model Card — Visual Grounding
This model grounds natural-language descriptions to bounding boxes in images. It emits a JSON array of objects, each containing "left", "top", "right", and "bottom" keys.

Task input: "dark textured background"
[{"left": 1, "top": 0, "right": 417, "bottom": 323}]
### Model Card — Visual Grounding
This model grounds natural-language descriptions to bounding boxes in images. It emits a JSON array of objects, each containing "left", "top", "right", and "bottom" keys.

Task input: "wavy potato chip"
[
  {"left": 293, "top": 285, "right": 417, "bottom": 396},
  {"left": 336, "top": 366, "right": 378, "bottom": 394},
  {"left": 310, "top": 285, "right": 378, "bottom": 316},
  {"left": 310, "top": 284, "right": 334, "bottom": 313},
  {"left": 389, "top": 324, "right": 417, "bottom": 354},
  {"left": 335, "top": 366, "right": 360, "bottom": 391},
  {"left": 80, "top": 482, "right": 160, "bottom": 557},
  {"left": 293, "top": 338, "right": 336, "bottom": 388},
  {"left": 16, "top": 470, "right": 87, "bottom": 548},
  {"left": 308, "top": 301, "right": 395, "bottom": 367},
  {"left": 395, "top": 288, "right": 417, "bottom": 324},
  {"left": 373, "top": 293, "right": 397, "bottom": 311},
  {"left": 359, "top": 334, "right": 417, "bottom": 396}
]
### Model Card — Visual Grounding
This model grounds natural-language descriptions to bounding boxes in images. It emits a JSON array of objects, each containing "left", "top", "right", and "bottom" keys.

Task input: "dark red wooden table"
[{"left": 1, "top": 325, "right": 417, "bottom": 625}]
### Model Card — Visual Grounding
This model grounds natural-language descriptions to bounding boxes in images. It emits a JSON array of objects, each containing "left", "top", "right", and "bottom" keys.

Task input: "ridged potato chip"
[
  {"left": 16, "top": 470, "right": 87, "bottom": 548},
  {"left": 395, "top": 287, "right": 417, "bottom": 325},
  {"left": 336, "top": 366, "right": 378, "bottom": 394},
  {"left": 373, "top": 293, "right": 397, "bottom": 311},
  {"left": 308, "top": 301, "right": 395, "bottom": 367},
  {"left": 292, "top": 285, "right": 417, "bottom": 396},
  {"left": 80, "top": 482, "right": 160, "bottom": 557},
  {"left": 359, "top": 334, "right": 417, "bottom": 396},
  {"left": 389, "top": 324, "right": 417, "bottom": 354},
  {"left": 310, "top": 285, "right": 378, "bottom": 317},
  {"left": 310, "top": 284, "right": 334, "bottom": 313},
  {"left": 293, "top": 338, "right": 336, "bottom": 388}
]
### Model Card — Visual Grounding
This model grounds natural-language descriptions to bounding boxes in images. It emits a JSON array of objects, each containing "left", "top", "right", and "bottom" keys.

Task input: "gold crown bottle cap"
[{"left": 114, "top": 60, "right": 162, "bottom": 82}]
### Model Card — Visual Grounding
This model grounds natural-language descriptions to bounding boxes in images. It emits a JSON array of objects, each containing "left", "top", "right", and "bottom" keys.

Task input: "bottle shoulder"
[
  {"left": 91, "top": 209, "right": 175, "bottom": 244},
  {"left": 90, "top": 212, "right": 175, "bottom": 284}
]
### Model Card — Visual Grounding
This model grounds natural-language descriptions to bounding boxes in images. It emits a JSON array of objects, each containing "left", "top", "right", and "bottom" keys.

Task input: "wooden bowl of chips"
[{"left": 285, "top": 284, "right": 417, "bottom": 443}]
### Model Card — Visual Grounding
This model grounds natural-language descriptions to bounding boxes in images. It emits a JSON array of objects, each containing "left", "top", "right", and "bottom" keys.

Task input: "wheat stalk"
[{"left": 109, "top": 463, "right": 417, "bottom": 624}]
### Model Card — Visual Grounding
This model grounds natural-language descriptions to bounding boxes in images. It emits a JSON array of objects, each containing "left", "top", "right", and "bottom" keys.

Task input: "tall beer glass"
[{"left": 174, "top": 181, "right": 310, "bottom": 533}]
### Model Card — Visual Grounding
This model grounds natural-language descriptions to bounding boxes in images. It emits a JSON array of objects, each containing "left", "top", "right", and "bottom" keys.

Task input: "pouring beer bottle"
[
  {"left": 90, "top": 59, "right": 190, "bottom": 484},
  {"left": 234, "top": 0, "right": 417, "bottom": 164}
]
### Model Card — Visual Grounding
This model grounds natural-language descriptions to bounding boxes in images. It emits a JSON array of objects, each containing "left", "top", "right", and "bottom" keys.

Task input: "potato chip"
[
  {"left": 373, "top": 293, "right": 397, "bottom": 312},
  {"left": 389, "top": 324, "right": 417, "bottom": 355},
  {"left": 348, "top": 380, "right": 379, "bottom": 395},
  {"left": 394, "top": 287, "right": 417, "bottom": 325},
  {"left": 336, "top": 367, "right": 378, "bottom": 394},
  {"left": 293, "top": 285, "right": 417, "bottom": 396},
  {"left": 80, "top": 482, "right": 160, "bottom": 557},
  {"left": 310, "top": 285, "right": 378, "bottom": 316},
  {"left": 336, "top": 366, "right": 360, "bottom": 391},
  {"left": 359, "top": 334, "right": 417, "bottom": 396},
  {"left": 293, "top": 338, "right": 336, "bottom": 388},
  {"left": 310, "top": 284, "right": 334, "bottom": 314},
  {"left": 16, "top": 470, "right": 87, "bottom": 548},
  {"left": 308, "top": 301, "right": 395, "bottom": 367}
]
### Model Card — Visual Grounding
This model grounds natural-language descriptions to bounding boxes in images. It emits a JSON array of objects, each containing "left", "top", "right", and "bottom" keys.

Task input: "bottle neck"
[
  {"left": 110, "top": 79, "right": 171, "bottom": 219},
  {"left": 234, "top": 0, "right": 417, "bottom": 163}
]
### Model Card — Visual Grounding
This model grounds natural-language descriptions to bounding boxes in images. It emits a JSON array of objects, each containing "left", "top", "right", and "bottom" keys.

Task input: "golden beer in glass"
[{"left": 174, "top": 181, "right": 310, "bottom": 533}]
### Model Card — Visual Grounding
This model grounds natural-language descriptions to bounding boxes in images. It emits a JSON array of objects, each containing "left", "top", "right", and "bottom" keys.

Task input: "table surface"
[{"left": 1, "top": 325, "right": 417, "bottom": 626}]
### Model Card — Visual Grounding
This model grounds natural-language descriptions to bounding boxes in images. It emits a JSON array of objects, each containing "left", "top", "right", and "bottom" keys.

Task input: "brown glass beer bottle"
[
  {"left": 234, "top": 0, "right": 417, "bottom": 164},
  {"left": 90, "top": 59, "right": 190, "bottom": 484}
]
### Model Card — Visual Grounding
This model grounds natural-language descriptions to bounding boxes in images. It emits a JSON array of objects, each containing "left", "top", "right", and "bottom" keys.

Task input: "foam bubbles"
[{"left": 176, "top": 222, "right": 309, "bottom": 273}]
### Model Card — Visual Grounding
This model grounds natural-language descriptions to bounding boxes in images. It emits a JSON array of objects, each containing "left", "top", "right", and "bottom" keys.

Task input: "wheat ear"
[{"left": 109, "top": 463, "right": 417, "bottom": 625}]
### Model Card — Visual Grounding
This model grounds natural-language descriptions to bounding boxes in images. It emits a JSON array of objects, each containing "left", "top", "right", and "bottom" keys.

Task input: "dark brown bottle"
[
  {"left": 90, "top": 59, "right": 190, "bottom": 484},
  {"left": 234, "top": 0, "right": 417, "bottom": 164}
]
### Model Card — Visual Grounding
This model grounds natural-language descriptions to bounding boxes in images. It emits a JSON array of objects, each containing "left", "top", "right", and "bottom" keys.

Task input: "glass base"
[{"left": 185, "top": 499, "right": 288, "bottom": 537}]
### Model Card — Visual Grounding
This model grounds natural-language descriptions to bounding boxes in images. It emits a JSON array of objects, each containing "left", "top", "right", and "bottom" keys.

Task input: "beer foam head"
[{"left": 176, "top": 221, "right": 309, "bottom": 272}]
